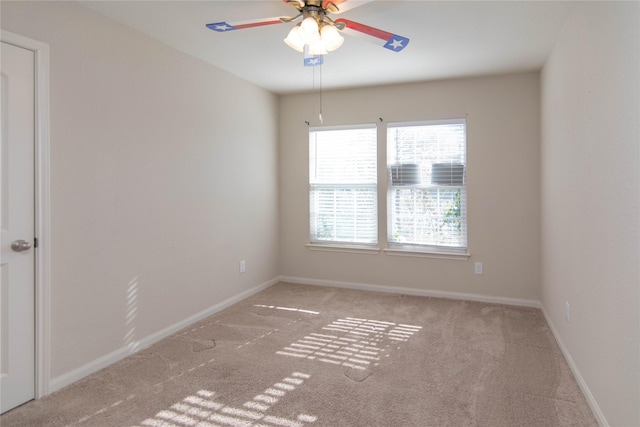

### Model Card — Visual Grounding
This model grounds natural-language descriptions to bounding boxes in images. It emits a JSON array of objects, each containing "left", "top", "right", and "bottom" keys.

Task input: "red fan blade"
[
  {"left": 336, "top": 18, "right": 409, "bottom": 52},
  {"left": 206, "top": 17, "right": 287, "bottom": 33}
]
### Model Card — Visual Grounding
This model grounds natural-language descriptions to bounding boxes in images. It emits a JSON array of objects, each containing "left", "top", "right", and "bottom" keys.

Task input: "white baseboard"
[
  {"left": 49, "top": 275, "right": 605, "bottom": 426},
  {"left": 49, "top": 277, "right": 279, "bottom": 393},
  {"left": 48, "top": 275, "right": 540, "bottom": 393},
  {"left": 278, "top": 275, "right": 541, "bottom": 308},
  {"left": 540, "top": 307, "right": 608, "bottom": 427}
]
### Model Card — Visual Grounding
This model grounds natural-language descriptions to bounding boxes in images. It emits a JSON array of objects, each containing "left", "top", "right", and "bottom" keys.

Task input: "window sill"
[
  {"left": 383, "top": 247, "right": 470, "bottom": 260},
  {"left": 306, "top": 243, "right": 381, "bottom": 255}
]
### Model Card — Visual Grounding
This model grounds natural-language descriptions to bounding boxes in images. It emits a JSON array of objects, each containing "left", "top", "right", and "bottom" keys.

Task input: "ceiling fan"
[{"left": 206, "top": 0, "right": 409, "bottom": 66}]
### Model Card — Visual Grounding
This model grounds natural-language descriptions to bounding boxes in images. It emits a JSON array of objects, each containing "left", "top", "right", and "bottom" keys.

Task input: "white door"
[{"left": 0, "top": 41, "right": 36, "bottom": 414}]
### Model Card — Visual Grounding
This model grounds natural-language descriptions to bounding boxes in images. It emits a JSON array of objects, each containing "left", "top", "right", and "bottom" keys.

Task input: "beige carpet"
[{"left": 1, "top": 282, "right": 597, "bottom": 426}]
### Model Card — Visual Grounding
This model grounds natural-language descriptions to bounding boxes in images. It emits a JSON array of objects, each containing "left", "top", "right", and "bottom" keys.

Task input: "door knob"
[{"left": 11, "top": 239, "right": 32, "bottom": 252}]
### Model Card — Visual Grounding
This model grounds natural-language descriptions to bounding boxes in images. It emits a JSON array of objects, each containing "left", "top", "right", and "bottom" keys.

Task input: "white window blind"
[
  {"left": 309, "top": 125, "right": 377, "bottom": 244},
  {"left": 387, "top": 119, "right": 467, "bottom": 250}
]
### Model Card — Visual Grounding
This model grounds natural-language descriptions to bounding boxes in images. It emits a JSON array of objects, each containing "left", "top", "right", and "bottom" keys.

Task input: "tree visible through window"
[{"left": 387, "top": 120, "right": 467, "bottom": 250}]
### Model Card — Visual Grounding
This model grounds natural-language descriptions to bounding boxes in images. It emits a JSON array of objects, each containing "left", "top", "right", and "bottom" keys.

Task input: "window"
[
  {"left": 387, "top": 119, "right": 467, "bottom": 252},
  {"left": 309, "top": 125, "right": 377, "bottom": 245}
]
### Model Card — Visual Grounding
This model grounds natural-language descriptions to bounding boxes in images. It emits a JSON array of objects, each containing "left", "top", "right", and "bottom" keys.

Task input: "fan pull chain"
[
  {"left": 319, "top": 62, "right": 323, "bottom": 124},
  {"left": 309, "top": 58, "right": 323, "bottom": 124}
]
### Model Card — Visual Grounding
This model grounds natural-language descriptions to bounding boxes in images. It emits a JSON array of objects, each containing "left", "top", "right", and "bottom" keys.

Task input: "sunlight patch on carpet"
[
  {"left": 277, "top": 317, "right": 422, "bottom": 371},
  {"left": 138, "top": 372, "right": 317, "bottom": 427},
  {"left": 254, "top": 304, "right": 320, "bottom": 315}
]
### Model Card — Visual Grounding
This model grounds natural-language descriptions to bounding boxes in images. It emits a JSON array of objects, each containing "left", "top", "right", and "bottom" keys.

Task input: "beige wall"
[
  {"left": 279, "top": 73, "right": 541, "bottom": 301},
  {"left": 540, "top": 2, "right": 640, "bottom": 426},
  {"left": 5, "top": 2, "right": 637, "bottom": 423},
  {"left": 2, "top": 1, "right": 280, "bottom": 381}
]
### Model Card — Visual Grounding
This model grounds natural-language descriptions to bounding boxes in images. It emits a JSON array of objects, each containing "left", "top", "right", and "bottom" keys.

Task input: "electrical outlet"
[
  {"left": 565, "top": 301, "right": 570, "bottom": 322},
  {"left": 474, "top": 262, "right": 483, "bottom": 275},
  {"left": 239, "top": 260, "right": 246, "bottom": 274}
]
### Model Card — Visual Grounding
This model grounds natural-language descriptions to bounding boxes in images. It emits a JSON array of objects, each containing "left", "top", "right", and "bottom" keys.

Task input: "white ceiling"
[{"left": 79, "top": 1, "right": 576, "bottom": 94}]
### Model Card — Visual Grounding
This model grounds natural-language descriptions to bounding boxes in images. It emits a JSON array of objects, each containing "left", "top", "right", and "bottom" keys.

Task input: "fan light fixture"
[
  {"left": 206, "top": 0, "right": 411, "bottom": 65},
  {"left": 283, "top": 6, "right": 344, "bottom": 55}
]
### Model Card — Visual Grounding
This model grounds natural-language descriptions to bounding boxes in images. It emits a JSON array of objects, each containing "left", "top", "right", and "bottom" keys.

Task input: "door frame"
[{"left": 1, "top": 30, "right": 51, "bottom": 400}]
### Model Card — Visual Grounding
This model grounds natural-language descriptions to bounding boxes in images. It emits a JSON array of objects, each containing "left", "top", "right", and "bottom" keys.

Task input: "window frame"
[
  {"left": 385, "top": 118, "right": 469, "bottom": 258},
  {"left": 308, "top": 123, "right": 379, "bottom": 248},
  {"left": 306, "top": 119, "right": 470, "bottom": 260}
]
